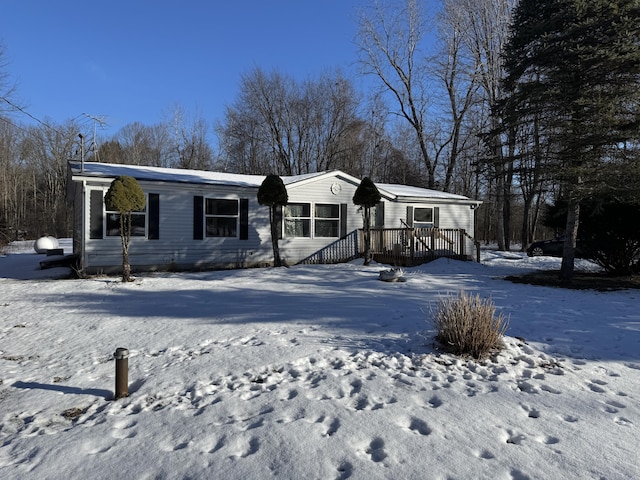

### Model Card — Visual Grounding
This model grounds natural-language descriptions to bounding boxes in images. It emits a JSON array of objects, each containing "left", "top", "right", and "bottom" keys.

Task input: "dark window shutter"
[
  {"left": 275, "top": 205, "right": 283, "bottom": 239},
  {"left": 375, "top": 201, "right": 385, "bottom": 228},
  {"left": 89, "top": 190, "right": 104, "bottom": 239},
  {"left": 239, "top": 198, "right": 249, "bottom": 240},
  {"left": 340, "top": 203, "right": 348, "bottom": 237},
  {"left": 434, "top": 207, "right": 440, "bottom": 228},
  {"left": 406, "top": 206, "right": 414, "bottom": 227},
  {"left": 193, "top": 196, "right": 204, "bottom": 240},
  {"left": 148, "top": 193, "right": 160, "bottom": 239}
]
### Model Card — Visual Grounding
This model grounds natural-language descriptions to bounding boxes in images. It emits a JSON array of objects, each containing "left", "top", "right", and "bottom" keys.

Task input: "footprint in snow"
[
  {"left": 476, "top": 449, "right": 495, "bottom": 460},
  {"left": 520, "top": 404, "right": 541, "bottom": 419},
  {"left": 408, "top": 417, "right": 432, "bottom": 436},
  {"left": 230, "top": 436, "right": 260, "bottom": 458},
  {"left": 365, "top": 437, "right": 387, "bottom": 463},
  {"left": 587, "top": 382, "right": 607, "bottom": 393},
  {"left": 614, "top": 417, "right": 633, "bottom": 427},
  {"left": 335, "top": 460, "right": 353, "bottom": 480},
  {"left": 428, "top": 395, "right": 443, "bottom": 408}
]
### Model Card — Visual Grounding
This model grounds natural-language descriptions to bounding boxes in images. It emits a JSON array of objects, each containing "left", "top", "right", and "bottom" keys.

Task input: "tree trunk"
[
  {"left": 363, "top": 206, "right": 372, "bottom": 266},
  {"left": 560, "top": 198, "right": 580, "bottom": 286},
  {"left": 495, "top": 161, "right": 506, "bottom": 251},
  {"left": 120, "top": 213, "right": 132, "bottom": 282},
  {"left": 270, "top": 206, "right": 282, "bottom": 267}
]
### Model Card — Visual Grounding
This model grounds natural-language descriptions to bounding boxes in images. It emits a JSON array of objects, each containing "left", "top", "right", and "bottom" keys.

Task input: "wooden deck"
[
  {"left": 298, "top": 228, "right": 479, "bottom": 266},
  {"left": 367, "top": 227, "right": 478, "bottom": 266}
]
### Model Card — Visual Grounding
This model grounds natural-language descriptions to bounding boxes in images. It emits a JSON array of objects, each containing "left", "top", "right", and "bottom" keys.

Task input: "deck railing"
[
  {"left": 298, "top": 228, "right": 477, "bottom": 266},
  {"left": 366, "top": 227, "right": 472, "bottom": 266},
  {"left": 298, "top": 230, "right": 360, "bottom": 265}
]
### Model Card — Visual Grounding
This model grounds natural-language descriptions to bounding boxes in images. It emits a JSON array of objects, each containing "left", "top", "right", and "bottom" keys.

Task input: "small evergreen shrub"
[{"left": 432, "top": 292, "right": 509, "bottom": 359}]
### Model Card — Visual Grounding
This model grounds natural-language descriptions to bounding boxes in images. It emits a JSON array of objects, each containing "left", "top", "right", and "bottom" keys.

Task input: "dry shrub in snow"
[{"left": 432, "top": 292, "right": 509, "bottom": 360}]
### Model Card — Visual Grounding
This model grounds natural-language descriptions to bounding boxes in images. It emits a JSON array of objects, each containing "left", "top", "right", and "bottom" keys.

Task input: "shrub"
[
  {"left": 353, "top": 177, "right": 381, "bottom": 266},
  {"left": 258, "top": 174, "right": 288, "bottom": 267},
  {"left": 431, "top": 292, "right": 509, "bottom": 359},
  {"left": 104, "top": 176, "right": 146, "bottom": 282}
]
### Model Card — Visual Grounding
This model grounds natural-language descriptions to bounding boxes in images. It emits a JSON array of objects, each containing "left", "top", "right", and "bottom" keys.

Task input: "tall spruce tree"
[{"left": 502, "top": 0, "right": 640, "bottom": 284}]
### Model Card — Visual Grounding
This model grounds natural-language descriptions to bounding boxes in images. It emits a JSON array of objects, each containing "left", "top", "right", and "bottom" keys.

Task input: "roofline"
[
  {"left": 68, "top": 162, "right": 359, "bottom": 189},
  {"left": 68, "top": 162, "right": 482, "bottom": 204},
  {"left": 284, "top": 169, "right": 362, "bottom": 188}
]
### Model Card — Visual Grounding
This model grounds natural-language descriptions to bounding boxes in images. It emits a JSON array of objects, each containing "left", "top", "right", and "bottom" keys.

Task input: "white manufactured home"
[{"left": 66, "top": 161, "right": 481, "bottom": 274}]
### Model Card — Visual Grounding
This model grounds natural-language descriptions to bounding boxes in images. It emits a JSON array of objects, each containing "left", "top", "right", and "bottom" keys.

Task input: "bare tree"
[
  {"left": 357, "top": 0, "right": 439, "bottom": 187},
  {"left": 218, "top": 68, "right": 364, "bottom": 176},
  {"left": 18, "top": 120, "right": 79, "bottom": 237},
  {"left": 167, "top": 104, "right": 214, "bottom": 170},
  {"left": 0, "top": 42, "right": 20, "bottom": 117},
  {"left": 451, "top": 0, "right": 516, "bottom": 249},
  {"left": 114, "top": 122, "right": 171, "bottom": 167},
  {"left": 435, "top": 0, "right": 482, "bottom": 192},
  {"left": 0, "top": 120, "right": 23, "bottom": 240}
]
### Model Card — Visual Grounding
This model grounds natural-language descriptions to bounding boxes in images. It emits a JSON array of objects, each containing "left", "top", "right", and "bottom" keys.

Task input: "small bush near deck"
[{"left": 432, "top": 292, "right": 509, "bottom": 360}]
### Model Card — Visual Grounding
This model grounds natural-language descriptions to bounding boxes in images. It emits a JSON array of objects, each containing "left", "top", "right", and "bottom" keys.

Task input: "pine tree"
[{"left": 502, "top": 0, "right": 640, "bottom": 284}]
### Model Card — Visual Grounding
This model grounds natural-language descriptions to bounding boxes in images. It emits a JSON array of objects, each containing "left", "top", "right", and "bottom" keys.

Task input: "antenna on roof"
[
  {"left": 78, "top": 133, "right": 85, "bottom": 172},
  {"left": 82, "top": 113, "right": 108, "bottom": 163}
]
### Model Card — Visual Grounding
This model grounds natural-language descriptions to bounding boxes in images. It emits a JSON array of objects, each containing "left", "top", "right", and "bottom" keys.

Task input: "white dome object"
[{"left": 34, "top": 236, "right": 59, "bottom": 254}]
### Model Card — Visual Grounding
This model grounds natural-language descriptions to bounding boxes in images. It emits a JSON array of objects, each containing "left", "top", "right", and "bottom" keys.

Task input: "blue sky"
[{"left": 1, "top": 1, "right": 371, "bottom": 137}]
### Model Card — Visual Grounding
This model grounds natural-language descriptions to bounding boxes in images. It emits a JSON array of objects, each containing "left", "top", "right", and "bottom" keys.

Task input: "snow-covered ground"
[{"left": 1, "top": 241, "right": 638, "bottom": 479}]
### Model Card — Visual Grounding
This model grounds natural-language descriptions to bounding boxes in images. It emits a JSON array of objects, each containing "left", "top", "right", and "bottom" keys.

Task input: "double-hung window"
[
  {"left": 89, "top": 190, "right": 159, "bottom": 240},
  {"left": 314, "top": 204, "right": 340, "bottom": 237},
  {"left": 284, "top": 202, "right": 340, "bottom": 238},
  {"left": 106, "top": 205, "right": 146, "bottom": 237},
  {"left": 284, "top": 203, "right": 311, "bottom": 237},
  {"left": 413, "top": 207, "right": 434, "bottom": 228},
  {"left": 206, "top": 198, "right": 238, "bottom": 237}
]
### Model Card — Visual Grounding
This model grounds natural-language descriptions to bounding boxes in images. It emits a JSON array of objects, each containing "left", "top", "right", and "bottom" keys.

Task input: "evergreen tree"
[
  {"left": 353, "top": 177, "right": 381, "bottom": 266},
  {"left": 104, "top": 176, "right": 146, "bottom": 282},
  {"left": 502, "top": 0, "right": 640, "bottom": 284},
  {"left": 257, "top": 174, "right": 288, "bottom": 267}
]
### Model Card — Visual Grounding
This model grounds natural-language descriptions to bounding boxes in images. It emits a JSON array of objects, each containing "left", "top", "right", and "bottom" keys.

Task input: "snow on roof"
[
  {"left": 69, "top": 162, "right": 480, "bottom": 203},
  {"left": 377, "top": 183, "right": 474, "bottom": 202},
  {"left": 69, "top": 162, "right": 328, "bottom": 188}
]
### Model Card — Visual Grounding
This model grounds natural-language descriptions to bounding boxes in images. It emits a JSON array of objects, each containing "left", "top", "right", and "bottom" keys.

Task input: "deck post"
[{"left": 410, "top": 228, "right": 415, "bottom": 264}]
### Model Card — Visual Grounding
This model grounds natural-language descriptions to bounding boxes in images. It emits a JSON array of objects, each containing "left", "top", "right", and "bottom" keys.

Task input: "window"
[
  {"left": 284, "top": 203, "right": 341, "bottom": 238},
  {"left": 413, "top": 207, "right": 434, "bottom": 228},
  {"left": 284, "top": 203, "right": 311, "bottom": 237},
  {"left": 314, "top": 204, "right": 340, "bottom": 237},
  {"left": 90, "top": 191, "right": 158, "bottom": 240},
  {"left": 106, "top": 207, "right": 146, "bottom": 237},
  {"left": 205, "top": 198, "right": 238, "bottom": 237}
]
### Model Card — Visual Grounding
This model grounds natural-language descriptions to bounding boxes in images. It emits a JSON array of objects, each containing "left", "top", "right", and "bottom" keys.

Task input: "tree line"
[{"left": 2, "top": 0, "right": 639, "bottom": 279}]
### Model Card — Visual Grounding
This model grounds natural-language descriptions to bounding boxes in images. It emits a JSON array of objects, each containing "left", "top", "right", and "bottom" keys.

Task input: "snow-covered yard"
[{"left": 1, "top": 241, "right": 638, "bottom": 479}]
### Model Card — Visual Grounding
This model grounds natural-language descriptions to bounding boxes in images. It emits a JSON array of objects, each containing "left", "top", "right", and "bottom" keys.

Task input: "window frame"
[
  {"left": 284, "top": 202, "right": 311, "bottom": 238},
  {"left": 104, "top": 196, "right": 148, "bottom": 238},
  {"left": 314, "top": 203, "right": 340, "bottom": 238},
  {"left": 204, "top": 198, "right": 240, "bottom": 238},
  {"left": 413, "top": 207, "right": 434, "bottom": 229},
  {"left": 284, "top": 202, "right": 341, "bottom": 239}
]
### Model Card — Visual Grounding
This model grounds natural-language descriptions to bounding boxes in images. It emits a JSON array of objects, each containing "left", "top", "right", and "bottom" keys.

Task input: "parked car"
[{"left": 526, "top": 236, "right": 592, "bottom": 258}]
